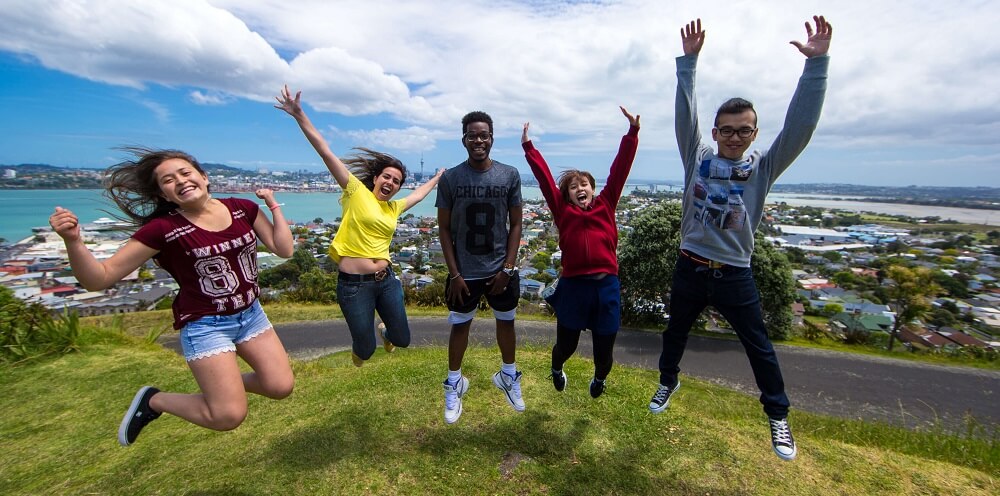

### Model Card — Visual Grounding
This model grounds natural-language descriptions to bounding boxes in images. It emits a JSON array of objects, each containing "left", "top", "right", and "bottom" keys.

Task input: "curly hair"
[
  {"left": 461, "top": 110, "right": 493, "bottom": 135},
  {"left": 342, "top": 147, "right": 407, "bottom": 192},
  {"left": 103, "top": 147, "right": 206, "bottom": 227},
  {"left": 557, "top": 169, "right": 596, "bottom": 204}
]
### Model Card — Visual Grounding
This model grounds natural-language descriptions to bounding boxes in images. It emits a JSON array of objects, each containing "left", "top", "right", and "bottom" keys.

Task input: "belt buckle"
[
  {"left": 374, "top": 269, "right": 387, "bottom": 282},
  {"left": 707, "top": 260, "right": 724, "bottom": 269}
]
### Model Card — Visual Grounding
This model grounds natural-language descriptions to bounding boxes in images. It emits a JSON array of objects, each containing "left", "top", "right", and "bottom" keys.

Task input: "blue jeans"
[
  {"left": 658, "top": 255, "right": 790, "bottom": 418},
  {"left": 337, "top": 267, "right": 410, "bottom": 359}
]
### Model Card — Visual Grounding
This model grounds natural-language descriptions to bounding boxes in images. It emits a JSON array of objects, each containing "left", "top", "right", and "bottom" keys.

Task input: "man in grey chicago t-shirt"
[{"left": 436, "top": 110, "right": 524, "bottom": 424}]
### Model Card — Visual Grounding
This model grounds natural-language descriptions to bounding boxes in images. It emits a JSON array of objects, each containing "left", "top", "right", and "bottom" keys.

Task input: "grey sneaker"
[
  {"left": 492, "top": 371, "right": 525, "bottom": 412},
  {"left": 769, "top": 417, "right": 797, "bottom": 461},
  {"left": 118, "top": 386, "right": 161, "bottom": 446},
  {"left": 648, "top": 381, "right": 680, "bottom": 413},
  {"left": 443, "top": 376, "right": 469, "bottom": 424}
]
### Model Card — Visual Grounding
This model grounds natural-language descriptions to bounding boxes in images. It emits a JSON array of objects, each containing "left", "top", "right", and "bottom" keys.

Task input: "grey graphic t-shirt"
[{"left": 436, "top": 160, "right": 522, "bottom": 280}]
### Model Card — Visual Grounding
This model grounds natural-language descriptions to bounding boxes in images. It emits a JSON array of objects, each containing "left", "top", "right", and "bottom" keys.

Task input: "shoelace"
[
  {"left": 652, "top": 385, "right": 671, "bottom": 403},
  {"left": 444, "top": 386, "right": 458, "bottom": 410},
  {"left": 769, "top": 418, "right": 793, "bottom": 446},
  {"left": 507, "top": 373, "right": 522, "bottom": 398}
]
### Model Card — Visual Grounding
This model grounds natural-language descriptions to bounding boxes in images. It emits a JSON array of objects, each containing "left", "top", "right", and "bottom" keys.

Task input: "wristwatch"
[{"left": 501, "top": 263, "right": 517, "bottom": 276}]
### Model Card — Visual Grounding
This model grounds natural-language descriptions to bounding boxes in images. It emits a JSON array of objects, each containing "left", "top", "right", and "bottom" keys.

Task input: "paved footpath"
[{"left": 160, "top": 317, "right": 999, "bottom": 433}]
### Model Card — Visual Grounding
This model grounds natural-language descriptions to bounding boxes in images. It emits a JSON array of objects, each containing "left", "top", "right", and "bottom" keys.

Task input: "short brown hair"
[{"left": 557, "top": 170, "right": 595, "bottom": 204}]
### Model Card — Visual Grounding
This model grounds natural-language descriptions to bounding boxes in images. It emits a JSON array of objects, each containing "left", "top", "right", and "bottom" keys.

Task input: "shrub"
[{"left": 0, "top": 287, "right": 81, "bottom": 364}]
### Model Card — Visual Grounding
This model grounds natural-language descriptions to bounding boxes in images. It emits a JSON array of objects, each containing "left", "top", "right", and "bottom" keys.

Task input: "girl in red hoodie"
[{"left": 521, "top": 107, "right": 639, "bottom": 398}]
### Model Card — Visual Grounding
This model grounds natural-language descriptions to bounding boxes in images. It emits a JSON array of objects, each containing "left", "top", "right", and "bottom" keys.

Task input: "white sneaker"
[
  {"left": 492, "top": 371, "right": 525, "bottom": 412},
  {"left": 443, "top": 376, "right": 469, "bottom": 424}
]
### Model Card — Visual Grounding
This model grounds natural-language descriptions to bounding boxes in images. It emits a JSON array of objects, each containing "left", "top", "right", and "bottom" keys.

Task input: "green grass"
[{"left": 1, "top": 335, "right": 997, "bottom": 495}]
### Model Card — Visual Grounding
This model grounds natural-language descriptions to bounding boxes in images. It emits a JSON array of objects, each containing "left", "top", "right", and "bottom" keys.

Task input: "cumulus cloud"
[{"left": 1, "top": 0, "right": 998, "bottom": 185}]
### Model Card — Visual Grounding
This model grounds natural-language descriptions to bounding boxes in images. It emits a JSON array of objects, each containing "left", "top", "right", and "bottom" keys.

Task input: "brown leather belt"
[{"left": 680, "top": 250, "right": 726, "bottom": 269}]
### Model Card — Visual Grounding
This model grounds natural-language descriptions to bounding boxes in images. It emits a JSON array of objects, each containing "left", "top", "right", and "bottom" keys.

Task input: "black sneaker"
[
  {"left": 118, "top": 386, "right": 161, "bottom": 446},
  {"left": 589, "top": 377, "right": 606, "bottom": 398},
  {"left": 648, "top": 381, "right": 680, "bottom": 413},
  {"left": 550, "top": 368, "right": 567, "bottom": 392},
  {"left": 769, "top": 417, "right": 797, "bottom": 461}
]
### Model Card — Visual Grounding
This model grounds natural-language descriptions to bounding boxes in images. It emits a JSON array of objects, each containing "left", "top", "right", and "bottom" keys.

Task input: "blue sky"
[{"left": 1, "top": 0, "right": 998, "bottom": 187}]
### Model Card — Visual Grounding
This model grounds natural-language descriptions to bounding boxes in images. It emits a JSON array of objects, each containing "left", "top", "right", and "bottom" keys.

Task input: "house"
[{"left": 519, "top": 278, "right": 545, "bottom": 298}]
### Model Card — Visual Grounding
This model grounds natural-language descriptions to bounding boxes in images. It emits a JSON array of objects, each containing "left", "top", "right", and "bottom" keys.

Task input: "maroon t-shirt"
[{"left": 132, "top": 198, "right": 261, "bottom": 329}]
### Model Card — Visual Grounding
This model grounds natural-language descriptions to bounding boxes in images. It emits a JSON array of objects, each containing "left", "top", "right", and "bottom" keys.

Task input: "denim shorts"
[{"left": 179, "top": 301, "right": 273, "bottom": 362}]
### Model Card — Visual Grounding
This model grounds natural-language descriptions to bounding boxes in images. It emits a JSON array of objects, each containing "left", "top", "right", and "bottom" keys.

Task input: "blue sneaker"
[
  {"left": 769, "top": 417, "right": 797, "bottom": 461},
  {"left": 550, "top": 368, "right": 567, "bottom": 392},
  {"left": 589, "top": 377, "right": 606, "bottom": 398},
  {"left": 648, "top": 381, "right": 680, "bottom": 413}
]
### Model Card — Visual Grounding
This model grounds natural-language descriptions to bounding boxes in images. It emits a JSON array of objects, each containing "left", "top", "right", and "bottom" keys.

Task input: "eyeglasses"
[
  {"left": 716, "top": 127, "right": 756, "bottom": 138},
  {"left": 463, "top": 132, "right": 493, "bottom": 142}
]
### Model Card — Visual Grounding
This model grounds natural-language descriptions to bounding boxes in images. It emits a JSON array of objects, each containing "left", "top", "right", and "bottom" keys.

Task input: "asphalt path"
[{"left": 160, "top": 317, "right": 1000, "bottom": 433}]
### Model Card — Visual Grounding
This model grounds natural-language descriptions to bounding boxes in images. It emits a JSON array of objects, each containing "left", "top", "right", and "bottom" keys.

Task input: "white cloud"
[{"left": 1, "top": 0, "right": 999, "bottom": 185}]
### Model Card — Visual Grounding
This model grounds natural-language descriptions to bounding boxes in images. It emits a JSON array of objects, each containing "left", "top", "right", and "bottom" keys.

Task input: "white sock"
[
  {"left": 501, "top": 362, "right": 517, "bottom": 377},
  {"left": 447, "top": 369, "right": 462, "bottom": 386}
]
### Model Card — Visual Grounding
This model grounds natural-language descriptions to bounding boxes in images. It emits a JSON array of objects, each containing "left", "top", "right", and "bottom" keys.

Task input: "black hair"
[
  {"left": 714, "top": 98, "right": 757, "bottom": 127},
  {"left": 461, "top": 110, "right": 493, "bottom": 135}
]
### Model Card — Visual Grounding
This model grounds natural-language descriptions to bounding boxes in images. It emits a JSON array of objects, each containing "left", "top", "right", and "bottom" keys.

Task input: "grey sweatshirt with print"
[{"left": 675, "top": 53, "right": 829, "bottom": 267}]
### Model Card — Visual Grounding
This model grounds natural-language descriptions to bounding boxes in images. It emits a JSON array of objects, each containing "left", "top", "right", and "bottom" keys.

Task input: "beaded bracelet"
[
  {"left": 268, "top": 203, "right": 285, "bottom": 211},
  {"left": 449, "top": 273, "right": 462, "bottom": 280}
]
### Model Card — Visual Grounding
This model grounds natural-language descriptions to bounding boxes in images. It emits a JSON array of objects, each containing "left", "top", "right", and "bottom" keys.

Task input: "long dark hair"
[
  {"left": 103, "top": 147, "right": 207, "bottom": 226},
  {"left": 342, "top": 147, "right": 407, "bottom": 192}
]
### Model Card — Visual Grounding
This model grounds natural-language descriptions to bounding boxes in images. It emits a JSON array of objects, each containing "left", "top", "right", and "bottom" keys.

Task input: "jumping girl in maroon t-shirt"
[{"left": 48, "top": 147, "right": 295, "bottom": 446}]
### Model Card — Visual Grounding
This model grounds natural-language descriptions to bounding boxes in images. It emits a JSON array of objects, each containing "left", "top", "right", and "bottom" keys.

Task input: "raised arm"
[
  {"left": 675, "top": 19, "right": 706, "bottom": 168},
  {"left": 602, "top": 106, "right": 640, "bottom": 207},
  {"left": 252, "top": 189, "right": 294, "bottom": 258},
  {"left": 790, "top": 15, "right": 832, "bottom": 58},
  {"left": 401, "top": 168, "right": 445, "bottom": 212},
  {"left": 763, "top": 15, "right": 832, "bottom": 180},
  {"left": 49, "top": 207, "right": 157, "bottom": 291},
  {"left": 275, "top": 85, "right": 351, "bottom": 189},
  {"left": 521, "top": 122, "right": 563, "bottom": 219}
]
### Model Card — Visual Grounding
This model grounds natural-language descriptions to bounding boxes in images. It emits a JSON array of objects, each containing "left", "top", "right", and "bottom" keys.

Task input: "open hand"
[
  {"left": 274, "top": 84, "right": 303, "bottom": 116},
  {"left": 680, "top": 19, "right": 705, "bottom": 56},
  {"left": 620, "top": 106, "right": 640, "bottom": 128},
  {"left": 790, "top": 15, "right": 832, "bottom": 57}
]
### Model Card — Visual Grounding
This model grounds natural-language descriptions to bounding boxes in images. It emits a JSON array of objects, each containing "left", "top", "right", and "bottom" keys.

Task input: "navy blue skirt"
[{"left": 546, "top": 274, "right": 621, "bottom": 335}]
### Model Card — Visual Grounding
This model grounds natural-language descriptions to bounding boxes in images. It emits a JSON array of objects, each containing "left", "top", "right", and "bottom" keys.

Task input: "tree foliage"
[
  {"left": 618, "top": 201, "right": 797, "bottom": 338},
  {"left": 618, "top": 202, "right": 682, "bottom": 326},
  {"left": 750, "top": 236, "right": 796, "bottom": 339},
  {"left": 884, "top": 266, "right": 940, "bottom": 351}
]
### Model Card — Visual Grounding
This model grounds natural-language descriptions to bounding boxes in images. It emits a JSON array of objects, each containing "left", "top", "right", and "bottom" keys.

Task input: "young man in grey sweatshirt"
[{"left": 648, "top": 16, "right": 832, "bottom": 461}]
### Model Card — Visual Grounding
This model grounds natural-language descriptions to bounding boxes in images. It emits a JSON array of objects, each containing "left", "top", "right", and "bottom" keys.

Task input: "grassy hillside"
[{"left": 1, "top": 337, "right": 996, "bottom": 495}]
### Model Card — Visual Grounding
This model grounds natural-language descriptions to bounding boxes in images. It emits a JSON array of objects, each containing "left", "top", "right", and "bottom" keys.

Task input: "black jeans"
[
  {"left": 658, "top": 255, "right": 790, "bottom": 418},
  {"left": 552, "top": 323, "right": 617, "bottom": 380}
]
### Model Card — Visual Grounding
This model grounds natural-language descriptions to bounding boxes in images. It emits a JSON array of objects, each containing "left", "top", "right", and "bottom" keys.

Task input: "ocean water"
[
  {"left": 0, "top": 188, "right": 552, "bottom": 243},
  {"left": 3, "top": 188, "right": 995, "bottom": 244}
]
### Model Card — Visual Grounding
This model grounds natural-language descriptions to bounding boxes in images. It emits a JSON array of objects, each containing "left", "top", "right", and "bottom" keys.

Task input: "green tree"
[
  {"left": 618, "top": 202, "right": 796, "bottom": 338},
  {"left": 618, "top": 202, "right": 682, "bottom": 326},
  {"left": 884, "top": 266, "right": 940, "bottom": 351},
  {"left": 284, "top": 268, "right": 338, "bottom": 304},
  {"left": 750, "top": 236, "right": 797, "bottom": 340}
]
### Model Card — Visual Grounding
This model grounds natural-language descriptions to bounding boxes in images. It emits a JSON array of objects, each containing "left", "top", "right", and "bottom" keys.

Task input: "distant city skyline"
[{"left": 1, "top": 1, "right": 998, "bottom": 187}]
